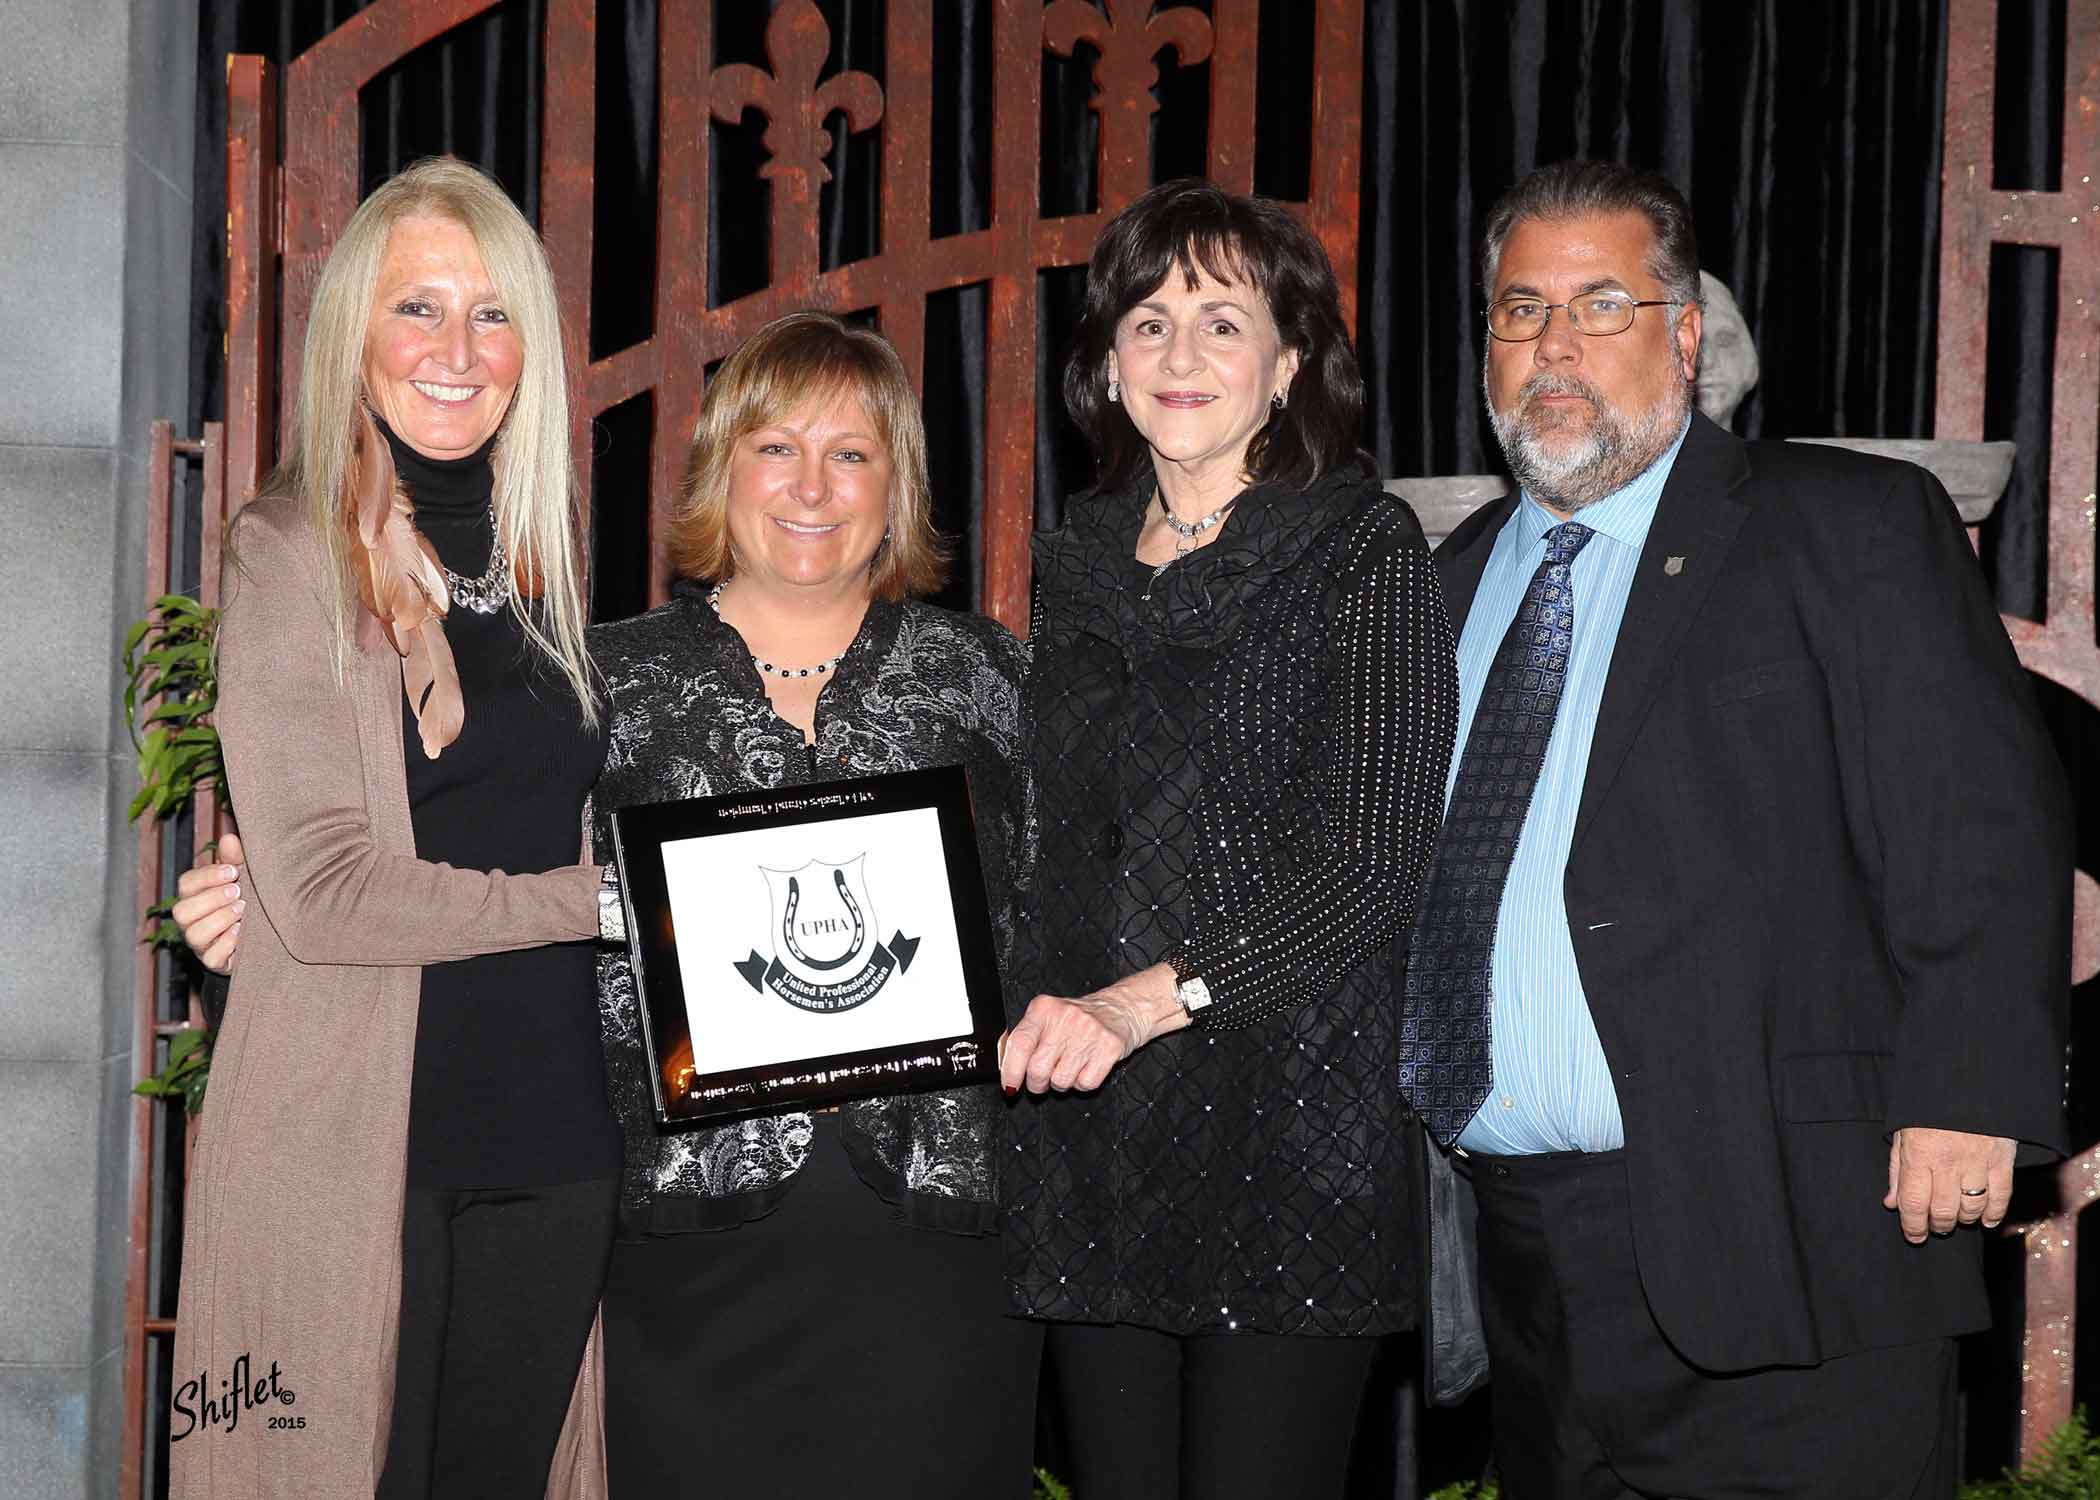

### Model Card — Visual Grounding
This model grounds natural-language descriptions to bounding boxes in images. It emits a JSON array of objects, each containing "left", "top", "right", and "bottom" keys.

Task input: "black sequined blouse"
[
  {"left": 1005, "top": 459, "right": 1459, "bottom": 1336},
  {"left": 587, "top": 587, "right": 1031, "bottom": 1238}
]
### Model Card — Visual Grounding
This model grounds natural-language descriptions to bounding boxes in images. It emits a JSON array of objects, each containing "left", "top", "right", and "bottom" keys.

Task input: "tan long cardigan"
[{"left": 170, "top": 497, "right": 609, "bottom": 1499}]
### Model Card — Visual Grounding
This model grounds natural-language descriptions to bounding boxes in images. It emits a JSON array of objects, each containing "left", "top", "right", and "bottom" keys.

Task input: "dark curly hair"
[{"left": 1063, "top": 178, "right": 1364, "bottom": 492}]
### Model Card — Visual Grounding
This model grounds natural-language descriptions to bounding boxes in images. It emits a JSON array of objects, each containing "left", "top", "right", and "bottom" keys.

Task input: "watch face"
[{"left": 1178, "top": 975, "right": 1214, "bottom": 1013}]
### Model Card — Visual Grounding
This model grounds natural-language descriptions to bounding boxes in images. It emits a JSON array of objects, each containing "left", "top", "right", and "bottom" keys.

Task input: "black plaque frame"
[{"left": 610, "top": 765, "right": 1005, "bottom": 1125}]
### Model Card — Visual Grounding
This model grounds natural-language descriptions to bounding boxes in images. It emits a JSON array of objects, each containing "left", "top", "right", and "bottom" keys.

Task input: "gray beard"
[{"left": 1486, "top": 366, "right": 1690, "bottom": 513}]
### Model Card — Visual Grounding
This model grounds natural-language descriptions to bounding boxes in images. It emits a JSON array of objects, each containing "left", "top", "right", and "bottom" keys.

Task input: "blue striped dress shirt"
[{"left": 1452, "top": 421, "right": 1689, "bottom": 1156}]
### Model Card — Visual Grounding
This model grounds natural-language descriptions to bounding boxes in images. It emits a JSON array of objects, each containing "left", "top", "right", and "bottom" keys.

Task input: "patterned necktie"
[{"left": 1401, "top": 520, "right": 1595, "bottom": 1144}]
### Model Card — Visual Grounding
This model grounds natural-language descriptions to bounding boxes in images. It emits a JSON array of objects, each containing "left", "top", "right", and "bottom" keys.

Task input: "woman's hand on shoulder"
[
  {"left": 171, "top": 832, "right": 246, "bottom": 976},
  {"left": 999, "top": 962, "right": 1188, "bottom": 1095}
]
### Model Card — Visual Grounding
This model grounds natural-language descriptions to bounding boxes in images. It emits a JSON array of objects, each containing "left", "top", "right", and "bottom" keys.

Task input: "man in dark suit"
[{"left": 1402, "top": 160, "right": 2070, "bottom": 1498}]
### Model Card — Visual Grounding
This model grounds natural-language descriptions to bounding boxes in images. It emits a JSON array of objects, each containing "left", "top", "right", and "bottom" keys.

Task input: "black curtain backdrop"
[{"left": 182, "top": 1, "right": 2075, "bottom": 1489}]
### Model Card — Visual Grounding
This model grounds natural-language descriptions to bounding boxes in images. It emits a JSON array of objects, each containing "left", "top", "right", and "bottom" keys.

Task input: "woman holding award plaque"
[
  {"left": 183, "top": 311, "right": 1041, "bottom": 1497},
  {"left": 998, "top": 180, "right": 1459, "bottom": 1499},
  {"left": 580, "top": 312, "right": 1041, "bottom": 1496}
]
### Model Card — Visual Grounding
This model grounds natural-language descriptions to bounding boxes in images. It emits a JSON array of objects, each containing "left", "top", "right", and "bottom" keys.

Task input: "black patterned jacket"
[
  {"left": 1004, "top": 459, "right": 1459, "bottom": 1335},
  {"left": 587, "top": 587, "right": 1030, "bottom": 1238}
]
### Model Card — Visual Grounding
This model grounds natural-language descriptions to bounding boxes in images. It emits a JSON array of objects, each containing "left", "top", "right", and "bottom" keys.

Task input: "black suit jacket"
[{"left": 1430, "top": 413, "right": 2071, "bottom": 1371}]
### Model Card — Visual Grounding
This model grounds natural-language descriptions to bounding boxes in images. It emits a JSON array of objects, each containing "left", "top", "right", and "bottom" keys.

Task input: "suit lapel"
[
  {"left": 1432, "top": 494, "right": 1519, "bottom": 635},
  {"left": 1570, "top": 414, "right": 1752, "bottom": 853}
]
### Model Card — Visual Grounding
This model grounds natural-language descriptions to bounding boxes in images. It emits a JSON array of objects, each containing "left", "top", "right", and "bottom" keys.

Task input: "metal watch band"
[{"left": 1163, "top": 948, "right": 1211, "bottom": 1016}]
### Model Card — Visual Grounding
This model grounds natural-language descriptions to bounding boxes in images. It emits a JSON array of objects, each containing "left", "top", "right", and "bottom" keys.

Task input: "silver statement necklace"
[
  {"left": 444, "top": 503, "right": 510, "bottom": 615},
  {"left": 1142, "top": 489, "right": 1236, "bottom": 602},
  {"left": 707, "top": 583, "right": 850, "bottom": 679}
]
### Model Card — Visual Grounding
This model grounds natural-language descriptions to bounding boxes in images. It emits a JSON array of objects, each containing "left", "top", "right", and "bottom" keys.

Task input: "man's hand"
[
  {"left": 1885, "top": 1126, "right": 2016, "bottom": 1243},
  {"left": 999, "top": 963, "right": 1188, "bottom": 1095},
  {"left": 171, "top": 832, "right": 246, "bottom": 977}
]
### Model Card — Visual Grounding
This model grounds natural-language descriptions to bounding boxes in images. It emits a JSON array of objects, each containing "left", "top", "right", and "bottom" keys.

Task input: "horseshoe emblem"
[
  {"left": 740, "top": 855, "right": 917, "bottom": 1014},
  {"left": 780, "top": 870, "right": 866, "bottom": 971}
]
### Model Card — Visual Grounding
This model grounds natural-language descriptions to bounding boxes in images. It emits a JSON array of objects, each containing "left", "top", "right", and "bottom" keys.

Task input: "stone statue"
[{"left": 1695, "top": 270, "right": 1758, "bottom": 430}]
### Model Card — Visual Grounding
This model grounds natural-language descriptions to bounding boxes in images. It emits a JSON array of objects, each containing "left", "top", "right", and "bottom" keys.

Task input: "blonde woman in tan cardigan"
[{"left": 169, "top": 159, "right": 619, "bottom": 1500}]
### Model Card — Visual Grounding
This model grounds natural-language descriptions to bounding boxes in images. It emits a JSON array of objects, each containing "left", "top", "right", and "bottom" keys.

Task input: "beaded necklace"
[
  {"left": 707, "top": 583, "right": 852, "bottom": 679},
  {"left": 1142, "top": 488, "right": 1236, "bottom": 601}
]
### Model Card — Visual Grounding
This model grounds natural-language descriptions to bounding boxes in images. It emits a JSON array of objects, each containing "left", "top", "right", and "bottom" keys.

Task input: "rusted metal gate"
[
  {"left": 1936, "top": 0, "right": 2100, "bottom": 1464},
  {"left": 121, "top": 423, "right": 228, "bottom": 1500},
  {"left": 260, "top": 0, "right": 1361, "bottom": 629},
  {"left": 122, "top": 3, "right": 1364, "bottom": 1492}
]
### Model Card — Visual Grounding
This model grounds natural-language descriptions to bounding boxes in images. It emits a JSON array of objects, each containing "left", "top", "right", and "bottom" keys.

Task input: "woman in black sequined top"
[{"left": 1000, "top": 180, "right": 1460, "bottom": 1499}]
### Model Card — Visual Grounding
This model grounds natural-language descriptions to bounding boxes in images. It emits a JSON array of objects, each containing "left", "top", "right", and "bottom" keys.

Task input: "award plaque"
[{"left": 609, "top": 765, "right": 1006, "bottom": 1125}]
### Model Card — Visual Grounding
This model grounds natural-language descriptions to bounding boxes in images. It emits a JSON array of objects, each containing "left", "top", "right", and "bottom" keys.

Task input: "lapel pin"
[{"left": 1664, "top": 555, "right": 1685, "bottom": 576}]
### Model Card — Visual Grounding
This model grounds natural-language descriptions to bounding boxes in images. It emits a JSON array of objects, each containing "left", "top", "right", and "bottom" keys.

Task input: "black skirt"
[{"left": 601, "top": 1114, "right": 1042, "bottom": 1498}]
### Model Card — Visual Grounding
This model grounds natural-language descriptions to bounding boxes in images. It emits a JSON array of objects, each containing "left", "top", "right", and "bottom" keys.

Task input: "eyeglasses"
[{"left": 1486, "top": 292, "right": 1686, "bottom": 342}]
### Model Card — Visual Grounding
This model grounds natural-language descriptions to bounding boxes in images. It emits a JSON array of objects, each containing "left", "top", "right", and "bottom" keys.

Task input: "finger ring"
[{"left": 1960, "top": 1187, "right": 1989, "bottom": 1197}]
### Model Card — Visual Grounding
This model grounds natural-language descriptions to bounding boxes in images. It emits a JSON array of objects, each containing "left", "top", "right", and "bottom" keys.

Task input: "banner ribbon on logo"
[{"left": 735, "top": 930, "right": 918, "bottom": 1013}]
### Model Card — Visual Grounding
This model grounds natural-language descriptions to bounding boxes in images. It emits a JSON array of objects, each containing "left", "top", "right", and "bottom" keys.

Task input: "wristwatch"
[
  {"left": 597, "top": 864, "right": 626, "bottom": 945},
  {"left": 1165, "top": 949, "right": 1213, "bottom": 1019}
]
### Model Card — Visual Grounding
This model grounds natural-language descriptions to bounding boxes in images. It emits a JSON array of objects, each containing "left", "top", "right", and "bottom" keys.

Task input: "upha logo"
[{"left": 734, "top": 855, "right": 919, "bottom": 1012}]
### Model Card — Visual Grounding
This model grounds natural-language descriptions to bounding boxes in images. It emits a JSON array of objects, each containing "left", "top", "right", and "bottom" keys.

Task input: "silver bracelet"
[{"left": 597, "top": 864, "right": 626, "bottom": 945}]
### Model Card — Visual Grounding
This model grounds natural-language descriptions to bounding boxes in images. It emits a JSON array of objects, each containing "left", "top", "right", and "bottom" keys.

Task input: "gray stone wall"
[{"left": 0, "top": 1, "right": 198, "bottom": 1495}]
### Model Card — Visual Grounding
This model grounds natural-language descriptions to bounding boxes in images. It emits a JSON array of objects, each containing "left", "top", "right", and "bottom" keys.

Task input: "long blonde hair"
[{"left": 265, "top": 156, "right": 595, "bottom": 724}]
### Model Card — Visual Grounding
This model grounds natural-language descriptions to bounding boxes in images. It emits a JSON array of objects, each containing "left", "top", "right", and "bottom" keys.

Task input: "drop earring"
[{"left": 1107, "top": 378, "right": 1121, "bottom": 404}]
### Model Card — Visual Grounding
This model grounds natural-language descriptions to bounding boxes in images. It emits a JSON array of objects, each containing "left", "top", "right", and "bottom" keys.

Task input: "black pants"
[
  {"left": 377, "top": 1175, "right": 619, "bottom": 1500},
  {"left": 602, "top": 1114, "right": 1042, "bottom": 1500},
  {"left": 1466, "top": 1149, "right": 1957, "bottom": 1500},
  {"left": 1045, "top": 1321, "right": 1380, "bottom": 1500}
]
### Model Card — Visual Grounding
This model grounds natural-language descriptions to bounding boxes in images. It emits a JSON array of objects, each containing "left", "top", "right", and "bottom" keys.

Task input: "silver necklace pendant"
[
  {"left": 1142, "top": 492, "right": 1231, "bottom": 602},
  {"left": 445, "top": 503, "right": 510, "bottom": 615},
  {"left": 707, "top": 583, "right": 850, "bottom": 679}
]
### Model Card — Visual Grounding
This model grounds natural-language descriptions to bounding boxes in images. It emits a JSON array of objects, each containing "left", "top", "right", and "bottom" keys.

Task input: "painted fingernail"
[
  {"left": 232, "top": 898, "right": 247, "bottom": 914},
  {"left": 227, "top": 884, "right": 240, "bottom": 902},
  {"left": 1003, "top": 1085, "right": 1018, "bottom": 1099}
]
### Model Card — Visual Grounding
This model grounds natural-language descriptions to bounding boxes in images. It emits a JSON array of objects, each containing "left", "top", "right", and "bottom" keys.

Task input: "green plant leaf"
[
  {"left": 1959, "top": 1407, "right": 2100, "bottom": 1499},
  {"left": 122, "top": 595, "right": 221, "bottom": 825},
  {"left": 134, "top": 1028, "right": 212, "bottom": 1117},
  {"left": 123, "top": 596, "right": 222, "bottom": 1116}
]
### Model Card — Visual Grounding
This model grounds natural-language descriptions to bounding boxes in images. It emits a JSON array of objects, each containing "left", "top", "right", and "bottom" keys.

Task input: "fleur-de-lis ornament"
[
  {"left": 710, "top": 0, "right": 885, "bottom": 187},
  {"left": 1043, "top": 0, "right": 1215, "bottom": 209},
  {"left": 1044, "top": 0, "right": 1215, "bottom": 95}
]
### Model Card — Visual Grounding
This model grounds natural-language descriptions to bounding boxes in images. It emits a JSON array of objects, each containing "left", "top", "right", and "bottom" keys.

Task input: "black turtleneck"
[{"left": 376, "top": 417, "right": 619, "bottom": 1188}]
